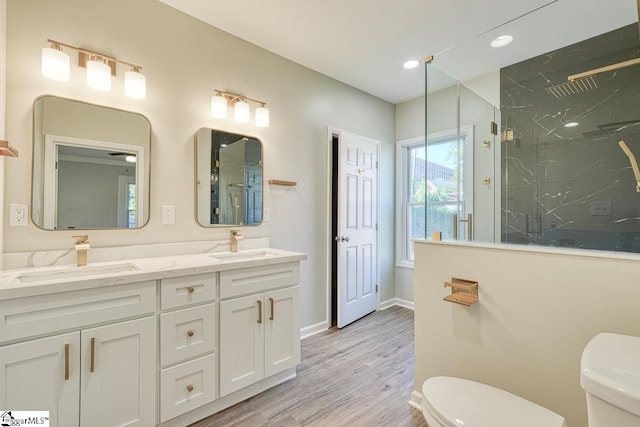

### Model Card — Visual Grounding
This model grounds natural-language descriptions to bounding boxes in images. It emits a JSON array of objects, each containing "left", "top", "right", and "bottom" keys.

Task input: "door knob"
[{"left": 335, "top": 235, "right": 350, "bottom": 242}]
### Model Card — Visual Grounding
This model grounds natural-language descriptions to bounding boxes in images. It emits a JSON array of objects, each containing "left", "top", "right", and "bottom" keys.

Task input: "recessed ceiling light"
[
  {"left": 564, "top": 122, "right": 579, "bottom": 128},
  {"left": 490, "top": 35, "right": 513, "bottom": 48},
  {"left": 403, "top": 60, "right": 419, "bottom": 69}
]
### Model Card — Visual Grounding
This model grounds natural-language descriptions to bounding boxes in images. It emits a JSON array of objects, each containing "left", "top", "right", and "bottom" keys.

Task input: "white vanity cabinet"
[
  {"left": 0, "top": 248, "right": 306, "bottom": 427},
  {"left": 159, "top": 274, "right": 217, "bottom": 423},
  {"left": 0, "top": 282, "right": 157, "bottom": 427},
  {"left": 0, "top": 332, "right": 79, "bottom": 427},
  {"left": 219, "top": 263, "right": 300, "bottom": 396}
]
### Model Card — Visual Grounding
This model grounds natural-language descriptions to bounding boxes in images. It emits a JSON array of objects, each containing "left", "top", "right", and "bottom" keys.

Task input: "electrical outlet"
[
  {"left": 162, "top": 205, "right": 176, "bottom": 224},
  {"left": 590, "top": 201, "right": 611, "bottom": 216},
  {"left": 10, "top": 204, "right": 29, "bottom": 226}
]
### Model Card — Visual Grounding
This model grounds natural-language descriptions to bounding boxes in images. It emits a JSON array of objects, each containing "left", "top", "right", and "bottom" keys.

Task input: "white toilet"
[
  {"left": 580, "top": 332, "right": 640, "bottom": 426},
  {"left": 421, "top": 376, "right": 567, "bottom": 427}
]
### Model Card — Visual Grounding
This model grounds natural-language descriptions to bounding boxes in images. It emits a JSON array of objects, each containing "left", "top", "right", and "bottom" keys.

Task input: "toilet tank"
[{"left": 581, "top": 333, "right": 640, "bottom": 427}]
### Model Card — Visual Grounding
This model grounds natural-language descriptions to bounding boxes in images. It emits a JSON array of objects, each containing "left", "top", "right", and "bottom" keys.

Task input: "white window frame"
[{"left": 395, "top": 126, "right": 473, "bottom": 268}]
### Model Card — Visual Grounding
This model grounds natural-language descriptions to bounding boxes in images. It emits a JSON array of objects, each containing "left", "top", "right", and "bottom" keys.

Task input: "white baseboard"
[
  {"left": 395, "top": 298, "right": 414, "bottom": 310},
  {"left": 409, "top": 390, "right": 423, "bottom": 411},
  {"left": 380, "top": 298, "right": 396, "bottom": 310},
  {"left": 300, "top": 320, "right": 329, "bottom": 340},
  {"left": 380, "top": 298, "right": 415, "bottom": 311}
]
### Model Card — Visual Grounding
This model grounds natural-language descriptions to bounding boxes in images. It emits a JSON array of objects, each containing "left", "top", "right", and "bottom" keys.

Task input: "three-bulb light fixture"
[
  {"left": 211, "top": 90, "right": 269, "bottom": 128},
  {"left": 41, "top": 39, "right": 146, "bottom": 100}
]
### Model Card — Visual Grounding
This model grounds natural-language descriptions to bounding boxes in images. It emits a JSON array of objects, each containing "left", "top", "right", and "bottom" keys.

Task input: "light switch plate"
[
  {"left": 162, "top": 205, "right": 176, "bottom": 224},
  {"left": 10, "top": 204, "right": 28, "bottom": 226},
  {"left": 263, "top": 207, "right": 270, "bottom": 222}
]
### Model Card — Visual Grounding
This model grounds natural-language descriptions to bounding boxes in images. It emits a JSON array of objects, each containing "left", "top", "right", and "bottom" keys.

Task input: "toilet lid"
[{"left": 422, "top": 376, "right": 567, "bottom": 427}]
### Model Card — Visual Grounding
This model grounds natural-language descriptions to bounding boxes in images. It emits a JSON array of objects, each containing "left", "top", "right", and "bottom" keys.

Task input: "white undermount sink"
[
  {"left": 13, "top": 263, "right": 140, "bottom": 284},
  {"left": 209, "top": 249, "right": 281, "bottom": 262}
]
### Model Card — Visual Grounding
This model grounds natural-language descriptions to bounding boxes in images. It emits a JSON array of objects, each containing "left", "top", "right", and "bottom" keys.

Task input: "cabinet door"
[
  {"left": 0, "top": 332, "right": 80, "bottom": 427},
  {"left": 219, "top": 294, "right": 264, "bottom": 396},
  {"left": 80, "top": 317, "right": 156, "bottom": 427},
  {"left": 265, "top": 286, "right": 300, "bottom": 377}
]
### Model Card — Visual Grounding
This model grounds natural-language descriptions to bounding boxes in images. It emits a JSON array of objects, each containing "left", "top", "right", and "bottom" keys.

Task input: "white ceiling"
[{"left": 158, "top": 0, "right": 638, "bottom": 104}]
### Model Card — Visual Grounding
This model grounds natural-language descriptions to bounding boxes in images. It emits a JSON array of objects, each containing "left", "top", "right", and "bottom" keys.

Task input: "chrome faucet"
[
  {"left": 73, "top": 235, "right": 90, "bottom": 266},
  {"left": 229, "top": 229, "right": 244, "bottom": 252}
]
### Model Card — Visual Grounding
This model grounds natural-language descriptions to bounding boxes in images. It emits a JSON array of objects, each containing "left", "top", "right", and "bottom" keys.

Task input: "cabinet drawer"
[
  {"left": 160, "top": 304, "right": 216, "bottom": 367},
  {"left": 0, "top": 281, "right": 156, "bottom": 344},
  {"left": 161, "top": 274, "right": 216, "bottom": 310},
  {"left": 160, "top": 353, "right": 216, "bottom": 422},
  {"left": 220, "top": 262, "right": 299, "bottom": 299}
]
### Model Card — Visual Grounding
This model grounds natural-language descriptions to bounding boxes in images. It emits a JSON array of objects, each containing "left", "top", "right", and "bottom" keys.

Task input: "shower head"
[
  {"left": 546, "top": 57, "right": 640, "bottom": 99},
  {"left": 545, "top": 75, "right": 598, "bottom": 98}
]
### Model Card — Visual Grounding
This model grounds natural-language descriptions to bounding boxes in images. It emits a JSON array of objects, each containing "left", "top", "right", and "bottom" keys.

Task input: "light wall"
[
  {"left": 414, "top": 240, "right": 640, "bottom": 427},
  {"left": 2, "top": 0, "right": 396, "bottom": 331}
]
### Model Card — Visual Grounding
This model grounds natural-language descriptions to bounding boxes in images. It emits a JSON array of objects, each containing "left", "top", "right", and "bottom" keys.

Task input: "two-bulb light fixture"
[
  {"left": 41, "top": 39, "right": 146, "bottom": 99},
  {"left": 211, "top": 90, "right": 269, "bottom": 128}
]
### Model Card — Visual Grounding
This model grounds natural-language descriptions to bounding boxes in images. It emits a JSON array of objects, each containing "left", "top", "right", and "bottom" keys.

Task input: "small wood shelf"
[
  {"left": 0, "top": 140, "right": 19, "bottom": 158},
  {"left": 268, "top": 180, "right": 297, "bottom": 187},
  {"left": 443, "top": 278, "right": 478, "bottom": 306}
]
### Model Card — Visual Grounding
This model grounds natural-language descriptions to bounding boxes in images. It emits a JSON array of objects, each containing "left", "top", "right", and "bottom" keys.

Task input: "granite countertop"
[{"left": 0, "top": 248, "right": 307, "bottom": 300}]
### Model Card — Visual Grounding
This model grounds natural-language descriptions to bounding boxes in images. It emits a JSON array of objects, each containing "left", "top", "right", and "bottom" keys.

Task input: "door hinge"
[
  {"left": 375, "top": 161, "right": 379, "bottom": 169},
  {"left": 375, "top": 223, "right": 378, "bottom": 231},
  {"left": 490, "top": 121, "right": 498, "bottom": 135},
  {"left": 376, "top": 284, "right": 379, "bottom": 293}
]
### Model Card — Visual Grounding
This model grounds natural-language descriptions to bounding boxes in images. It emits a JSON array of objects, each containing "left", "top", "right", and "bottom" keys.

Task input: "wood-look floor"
[{"left": 190, "top": 306, "right": 428, "bottom": 427}]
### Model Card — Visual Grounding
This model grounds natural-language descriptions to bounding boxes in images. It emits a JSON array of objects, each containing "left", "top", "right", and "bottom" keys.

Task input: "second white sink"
[{"left": 209, "top": 249, "right": 280, "bottom": 262}]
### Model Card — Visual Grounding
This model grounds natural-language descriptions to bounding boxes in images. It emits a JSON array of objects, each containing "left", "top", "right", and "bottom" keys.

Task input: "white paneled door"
[{"left": 337, "top": 130, "right": 378, "bottom": 328}]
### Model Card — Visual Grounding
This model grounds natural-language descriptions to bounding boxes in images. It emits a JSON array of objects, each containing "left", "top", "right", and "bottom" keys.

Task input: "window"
[
  {"left": 396, "top": 127, "right": 473, "bottom": 267},
  {"left": 127, "top": 181, "right": 137, "bottom": 228},
  {"left": 118, "top": 175, "right": 137, "bottom": 228}
]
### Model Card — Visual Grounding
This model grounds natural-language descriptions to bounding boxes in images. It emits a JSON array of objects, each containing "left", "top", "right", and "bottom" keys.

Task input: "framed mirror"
[
  {"left": 32, "top": 96, "right": 151, "bottom": 230},
  {"left": 195, "top": 128, "right": 263, "bottom": 227}
]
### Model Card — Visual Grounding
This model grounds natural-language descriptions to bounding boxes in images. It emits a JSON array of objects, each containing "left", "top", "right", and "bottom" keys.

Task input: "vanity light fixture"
[
  {"left": 41, "top": 39, "right": 146, "bottom": 99},
  {"left": 41, "top": 41, "right": 70, "bottom": 81},
  {"left": 211, "top": 90, "right": 270, "bottom": 127},
  {"left": 86, "top": 56, "right": 111, "bottom": 91},
  {"left": 234, "top": 99, "right": 250, "bottom": 123}
]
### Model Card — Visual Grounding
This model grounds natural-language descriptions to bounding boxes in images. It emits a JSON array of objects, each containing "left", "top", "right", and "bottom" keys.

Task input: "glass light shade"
[
  {"left": 255, "top": 106, "right": 270, "bottom": 127},
  {"left": 41, "top": 47, "right": 70, "bottom": 82},
  {"left": 124, "top": 70, "right": 146, "bottom": 99},
  {"left": 211, "top": 95, "right": 228, "bottom": 118},
  {"left": 234, "top": 100, "right": 250, "bottom": 123},
  {"left": 86, "top": 60, "right": 111, "bottom": 91}
]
